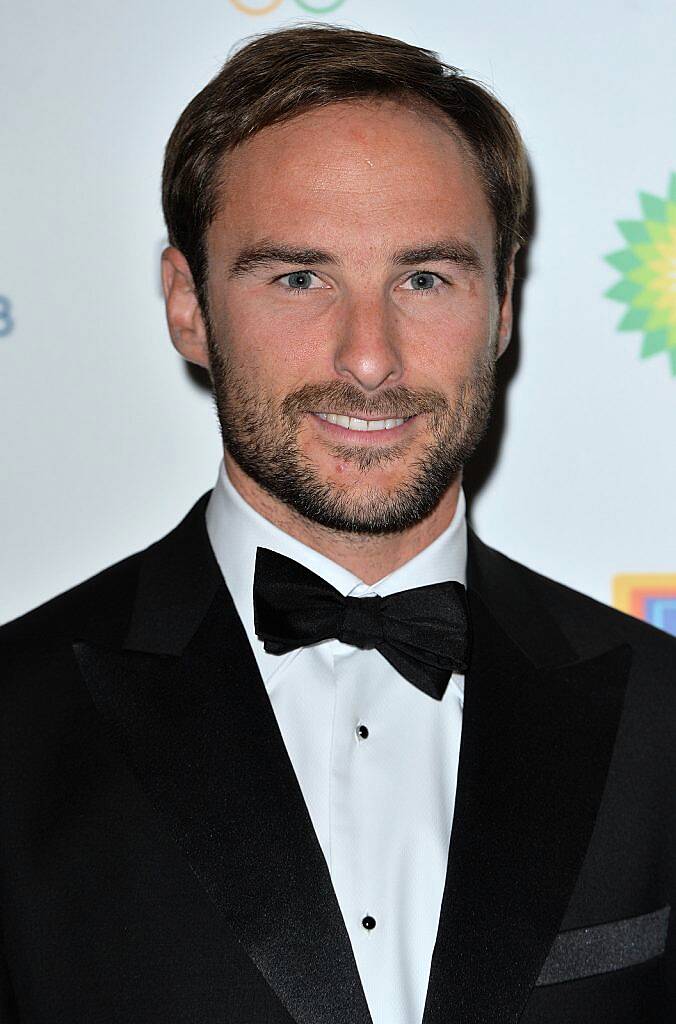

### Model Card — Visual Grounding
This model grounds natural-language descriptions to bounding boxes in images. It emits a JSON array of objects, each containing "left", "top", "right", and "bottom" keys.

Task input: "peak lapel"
[
  {"left": 423, "top": 537, "right": 632, "bottom": 1024},
  {"left": 73, "top": 497, "right": 371, "bottom": 1024}
]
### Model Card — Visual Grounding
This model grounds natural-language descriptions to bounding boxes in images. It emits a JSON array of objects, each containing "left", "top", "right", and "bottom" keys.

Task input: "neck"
[{"left": 223, "top": 454, "right": 462, "bottom": 585}]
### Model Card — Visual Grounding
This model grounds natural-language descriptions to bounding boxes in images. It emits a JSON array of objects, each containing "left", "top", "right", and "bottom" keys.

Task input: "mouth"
[
  {"left": 310, "top": 411, "right": 418, "bottom": 441},
  {"left": 315, "top": 412, "right": 414, "bottom": 431}
]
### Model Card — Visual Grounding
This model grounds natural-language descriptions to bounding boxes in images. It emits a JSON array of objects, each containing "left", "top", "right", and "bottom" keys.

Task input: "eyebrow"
[
  {"left": 391, "top": 241, "right": 484, "bottom": 273},
  {"left": 227, "top": 238, "right": 484, "bottom": 278},
  {"left": 228, "top": 245, "right": 338, "bottom": 278}
]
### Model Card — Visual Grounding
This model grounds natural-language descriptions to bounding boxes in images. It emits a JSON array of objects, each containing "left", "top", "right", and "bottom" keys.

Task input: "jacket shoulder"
[
  {"left": 0, "top": 549, "right": 144, "bottom": 650},
  {"left": 1, "top": 492, "right": 214, "bottom": 653},
  {"left": 471, "top": 532, "right": 676, "bottom": 664}
]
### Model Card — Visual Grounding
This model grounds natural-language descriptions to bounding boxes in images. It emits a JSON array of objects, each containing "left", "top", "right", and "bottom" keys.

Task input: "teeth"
[{"left": 316, "top": 413, "right": 408, "bottom": 431}]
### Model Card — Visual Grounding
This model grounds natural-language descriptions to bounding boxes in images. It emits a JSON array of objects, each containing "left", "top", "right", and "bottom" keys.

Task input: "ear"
[
  {"left": 161, "top": 246, "right": 210, "bottom": 369},
  {"left": 496, "top": 249, "right": 518, "bottom": 358}
]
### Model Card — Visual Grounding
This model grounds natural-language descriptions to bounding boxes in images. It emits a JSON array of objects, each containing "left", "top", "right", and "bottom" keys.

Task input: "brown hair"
[{"left": 162, "top": 24, "right": 530, "bottom": 311}]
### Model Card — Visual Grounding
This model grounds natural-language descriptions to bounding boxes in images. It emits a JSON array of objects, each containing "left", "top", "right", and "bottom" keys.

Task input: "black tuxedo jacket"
[{"left": 2, "top": 493, "right": 676, "bottom": 1023}]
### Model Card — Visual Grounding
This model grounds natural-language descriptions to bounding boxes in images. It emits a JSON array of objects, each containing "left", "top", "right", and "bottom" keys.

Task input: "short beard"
[{"left": 207, "top": 327, "right": 496, "bottom": 536}]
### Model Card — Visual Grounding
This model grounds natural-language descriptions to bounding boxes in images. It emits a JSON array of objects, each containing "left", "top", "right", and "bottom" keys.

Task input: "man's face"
[{"left": 191, "top": 100, "right": 513, "bottom": 534}]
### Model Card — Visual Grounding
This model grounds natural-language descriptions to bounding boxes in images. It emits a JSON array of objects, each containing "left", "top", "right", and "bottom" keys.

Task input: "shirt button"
[
  {"left": 356, "top": 724, "right": 369, "bottom": 740},
  {"left": 362, "top": 915, "right": 376, "bottom": 930}
]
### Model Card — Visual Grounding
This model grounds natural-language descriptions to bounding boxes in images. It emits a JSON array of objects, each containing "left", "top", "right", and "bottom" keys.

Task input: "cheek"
[
  {"left": 408, "top": 305, "right": 495, "bottom": 384},
  {"left": 216, "top": 301, "right": 325, "bottom": 397},
  {"left": 223, "top": 294, "right": 338, "bottom": 379}
]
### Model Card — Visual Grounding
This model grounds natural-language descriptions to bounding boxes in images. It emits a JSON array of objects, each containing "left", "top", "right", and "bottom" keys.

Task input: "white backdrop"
[{"left": 2, "top": 0, "right": 675, "bottom": 632}]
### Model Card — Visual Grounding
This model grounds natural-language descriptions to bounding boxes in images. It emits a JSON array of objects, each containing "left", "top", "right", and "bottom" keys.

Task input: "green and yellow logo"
[
  {"left": 229, "top": 0, "right": 345, "bottom": 14},
  {"left": 605, "top": 173, "right": 676, "bottom": 377}
]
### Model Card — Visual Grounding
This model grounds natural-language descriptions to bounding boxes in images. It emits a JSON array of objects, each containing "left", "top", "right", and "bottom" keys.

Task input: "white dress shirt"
[{"left": 206, "top": 461, "right": 467, "bottom": 1024}]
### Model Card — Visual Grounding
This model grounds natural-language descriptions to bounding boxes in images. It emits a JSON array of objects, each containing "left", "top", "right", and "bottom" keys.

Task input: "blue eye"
[
  {"left": 285, "top": 271, "right": 315, "bottom": 290},
  {"left": 408, "top": 272, "right": 438, "bottom": 291}
]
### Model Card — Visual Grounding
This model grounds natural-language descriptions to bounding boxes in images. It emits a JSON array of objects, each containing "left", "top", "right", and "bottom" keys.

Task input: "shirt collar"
[{"left": 206, "top": 459, "right": 467, "bottom": 679}]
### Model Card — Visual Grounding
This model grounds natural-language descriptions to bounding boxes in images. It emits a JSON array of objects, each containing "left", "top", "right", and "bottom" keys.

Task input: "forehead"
[{"left": 211, "top": 99, "right": 494, "bottom": 256}]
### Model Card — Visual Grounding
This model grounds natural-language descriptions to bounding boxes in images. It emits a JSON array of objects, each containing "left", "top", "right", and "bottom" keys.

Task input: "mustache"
[{"left": 281, "top": 381, "right": 449, "bottom": 421}]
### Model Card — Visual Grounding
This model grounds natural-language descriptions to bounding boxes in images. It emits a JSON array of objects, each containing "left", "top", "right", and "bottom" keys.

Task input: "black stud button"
[
  {"left": 362, "top": 915, "right": 376, "bottom": 930},
  {"left": 356, "top": 724, "right": 369, "bottom": 740}
]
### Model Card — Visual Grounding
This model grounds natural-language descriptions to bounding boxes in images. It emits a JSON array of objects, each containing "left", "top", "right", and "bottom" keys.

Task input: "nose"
[{"left": 333, "top": 296, "right": 403, "bottom": 392}]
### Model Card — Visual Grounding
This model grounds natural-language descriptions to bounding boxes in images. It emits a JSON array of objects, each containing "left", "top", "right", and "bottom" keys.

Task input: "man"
[{"left": 1, "top": 23, "right": 674, "bottom": 1024}]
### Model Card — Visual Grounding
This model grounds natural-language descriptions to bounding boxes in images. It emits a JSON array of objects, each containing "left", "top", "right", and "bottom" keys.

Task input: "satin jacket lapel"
[
  {"left": 422, "top": 532, "right": 632, "bottom": 1024},
  {"left": 73, "top": 496, "right": 371, "bottom": 1024}
]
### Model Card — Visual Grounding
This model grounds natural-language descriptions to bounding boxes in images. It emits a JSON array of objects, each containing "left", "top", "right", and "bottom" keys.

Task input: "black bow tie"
[{"left": 253, "top": 547, "right": 471, "bottom": 700}]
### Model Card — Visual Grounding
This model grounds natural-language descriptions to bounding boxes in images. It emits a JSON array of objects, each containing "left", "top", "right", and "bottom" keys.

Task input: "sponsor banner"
[
  {"left": 0, "top": 296, "right": 14, "bottom": 338},
  {"left": 228, "top": 0, "right": 346, "bottom": 14}
]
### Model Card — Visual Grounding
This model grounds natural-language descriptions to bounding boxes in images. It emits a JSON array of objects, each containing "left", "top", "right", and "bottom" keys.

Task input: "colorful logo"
[
  {"left": 613, "top": 574, "right": 676, "bottom": 637},
  {"left": 229, "top": 0, "right": 346, "bottom": 14},
  {"left": 605, "top": 174, "right": 676, "bottom": 377}
]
